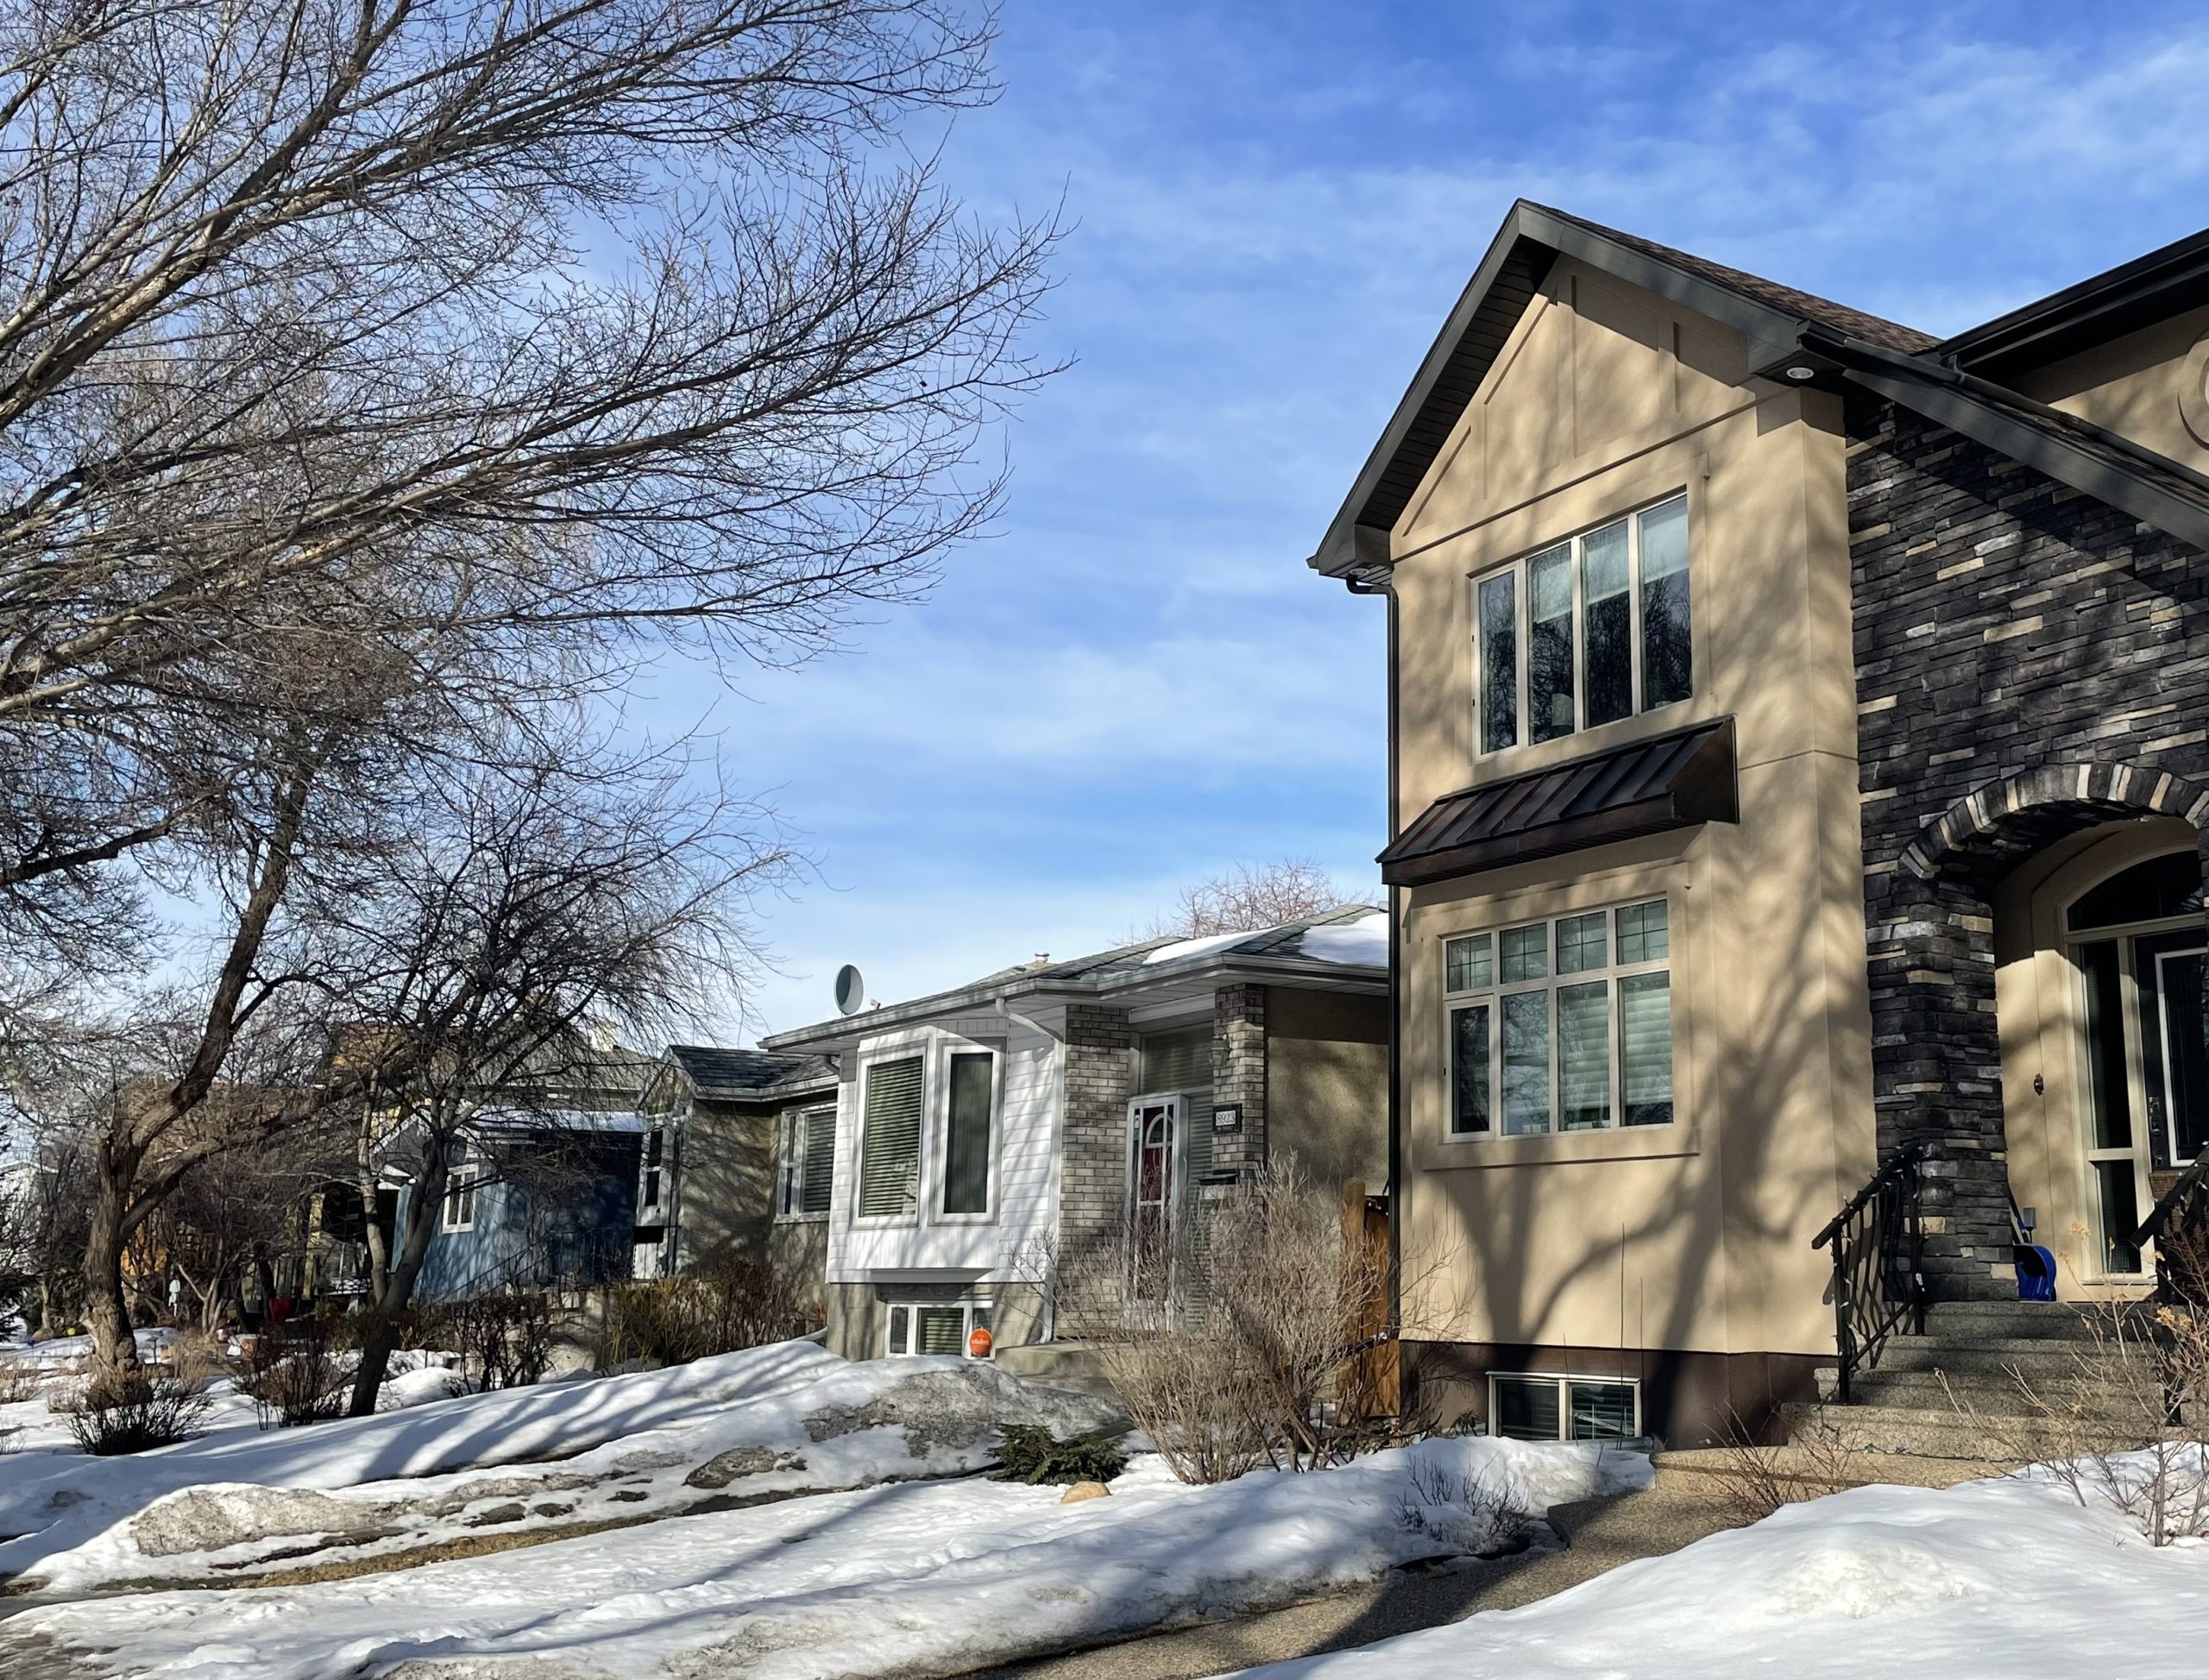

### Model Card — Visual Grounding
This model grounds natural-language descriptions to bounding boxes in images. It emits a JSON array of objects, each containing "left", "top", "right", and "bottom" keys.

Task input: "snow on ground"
[
  {"left": 0, "top": 1347, "right": 464, "bottom": 1457},
  {"left": 1225, "top": 1464, "right": 2209, "bottom": 1680},
  {"left": 1296, "top": 912, "right": 1388, "bottom": 967},
  {"left": 0, "top": 1342, "right": 1118, "bottom": 1591},
  {"left": 1, "top": 1436, "right": 1645, "bottom": 1680}
]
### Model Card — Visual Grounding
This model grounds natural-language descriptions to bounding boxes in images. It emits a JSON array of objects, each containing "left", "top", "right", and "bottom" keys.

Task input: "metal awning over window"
[{"left": 1380, "top": 718, "right": 1737, "bottom": 889}]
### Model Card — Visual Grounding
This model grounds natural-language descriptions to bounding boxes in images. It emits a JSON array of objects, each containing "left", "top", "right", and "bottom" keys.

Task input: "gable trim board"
[{"left": 1311, "top": 200, "right": 2209, "bottom": 582}]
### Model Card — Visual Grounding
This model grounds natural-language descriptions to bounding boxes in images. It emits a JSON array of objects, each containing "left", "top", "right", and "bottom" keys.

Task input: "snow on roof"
[
  {"left": 1297, "top": 910, "right": 1388, "bottom": 966},
  {"left": 1140, "top": 929, "right": 1254, "bottom": 966},
  {"left": 469, "top": 1106, "right": 645, "bottom": 1135}
]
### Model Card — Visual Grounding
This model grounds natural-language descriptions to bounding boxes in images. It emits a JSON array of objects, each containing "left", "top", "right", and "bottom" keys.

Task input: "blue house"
[{"left": 398, "top": 1112, "right": 645, "bottom": 1302}]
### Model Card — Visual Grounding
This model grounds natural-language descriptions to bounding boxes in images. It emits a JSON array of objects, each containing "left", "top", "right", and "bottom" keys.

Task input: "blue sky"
[{"left": 664, "top": 0, "right": 2209, "bottom": 1036}]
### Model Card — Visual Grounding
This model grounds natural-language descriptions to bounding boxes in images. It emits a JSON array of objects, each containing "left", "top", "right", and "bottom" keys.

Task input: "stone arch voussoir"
[{"left": 1899, "top": 761, "right": 2209, "bottom": 885}]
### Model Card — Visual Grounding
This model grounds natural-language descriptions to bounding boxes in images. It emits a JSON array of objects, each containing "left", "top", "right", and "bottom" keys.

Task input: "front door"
[
  {"left": 1126, "top": 1095, "right": 1181, "bottom": 1304},
  {"left": 2067, "top": 850, "right": 2207, "bottom": 1280}
]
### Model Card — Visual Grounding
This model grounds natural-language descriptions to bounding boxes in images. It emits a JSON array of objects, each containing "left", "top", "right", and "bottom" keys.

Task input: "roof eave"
[{"left": 1936, "top": 224, "right": 2209, "bottom": 381}]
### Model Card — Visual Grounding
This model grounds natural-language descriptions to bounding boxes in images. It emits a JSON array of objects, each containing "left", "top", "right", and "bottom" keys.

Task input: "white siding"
[{"left": 827, "top": 1019, "right": 1060, "bottom": 1284}]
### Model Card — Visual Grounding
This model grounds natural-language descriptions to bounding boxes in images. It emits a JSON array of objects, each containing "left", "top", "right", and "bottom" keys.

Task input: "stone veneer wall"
[{"left": 1846, "top": 391, "right": 2209, "bottom": 1299}]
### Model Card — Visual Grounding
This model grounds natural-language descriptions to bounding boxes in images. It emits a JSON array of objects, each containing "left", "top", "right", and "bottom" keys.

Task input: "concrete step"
[
  {"left": 1872, "top": 1337, "right": 2107, "bottom": 1377},
  {"left": 1817, "top": 1364, "right": 2140, "bottom": 1414},
  {"left": 1784, "top": 1400, "right": 2156, "bottom": 1460},
  {"left": 1919, "top": 1301, "right": 2125, "bottom": 1342},
  {"left": 991, "top": 1339, "right": 1117, "bottom": 1401}
]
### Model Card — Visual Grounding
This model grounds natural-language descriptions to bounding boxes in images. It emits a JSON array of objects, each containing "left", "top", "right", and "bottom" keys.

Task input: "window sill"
[
  {"left": 775, "top": 1212, "right": 830, "bottom": 1225},
  {"left": 1426, "top": 1123, "right": 1698, "bottom": 1169}
]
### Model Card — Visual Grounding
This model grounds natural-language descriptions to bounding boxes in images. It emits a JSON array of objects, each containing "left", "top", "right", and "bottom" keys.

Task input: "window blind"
[
  {"left": 859, "top": 1056, "right": 923, "bottom": 1217},
  {"left": 801, "top": 1106, "right": 835, "bottom": 1214},
  {"left": 1140, "top": 1026, "right": 1214, "bottom": 1179}
]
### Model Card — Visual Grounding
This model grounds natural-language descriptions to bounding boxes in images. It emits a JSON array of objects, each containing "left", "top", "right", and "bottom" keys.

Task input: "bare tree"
[
  {"left": 0, "top": 0, "right": 1054, "bottom": 1369},
  {"left": 323, "top": 743, "right": 771, "bottom": 1413},
  {"left": 1146, "top": 860, "right": 1368, "bottom": 939}
]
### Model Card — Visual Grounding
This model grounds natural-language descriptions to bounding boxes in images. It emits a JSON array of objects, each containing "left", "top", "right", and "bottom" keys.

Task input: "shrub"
[
  {"left": 57, "top": 1368, "right": 213, "bottom": 1454},
  {"left": 990, "top": 1424, "right": 1129, "bottom": 1486},
  {"left": 240, "top": 1317, "right": 351, "bottom": 1428},
  {"left": 599, "top": 1255, "right": 819, "bottom": 1370},
  {"left": 0, "top": 1359, "right": 41, "bottom": 1405},
  {"left": 444, "top": 1291, "right": 556, "bottom": 1390},
  {"left": 162, "top": 1329, "right": 231, "bottom": 1389}
]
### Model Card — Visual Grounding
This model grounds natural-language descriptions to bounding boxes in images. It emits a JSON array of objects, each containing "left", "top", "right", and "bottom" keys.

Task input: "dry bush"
[
  {"left": 240, "top": 1317, "right": 351, "bottom": 1428},
  {"left": 1394, "top": 1457, "right": 1539, "bottom": 1557},
  {"left": 56, "top": 1367, "right": 213, "bottom": 1454},
  {"left": 162, "top": 1329, "right": 231, "bottom": 1389},
  {"left": 0, "top": 1360, "right": 42, "bottom": 1405},
  {"left": 444, "top": 1292, "right": 557, "bottom": 1391},
  {"left": 600, "top": 1255, "right": 820, "bottom": 1370},
  {"left": 1701, "top": 1414, "right": 1872, "bottom": 1525},
  {"left": 1945, "top": 1265, "right": 2209, "bottom": 1546},
  {"left": 1073, "top": 1161, "right": 1425, "bottom": 1483}
]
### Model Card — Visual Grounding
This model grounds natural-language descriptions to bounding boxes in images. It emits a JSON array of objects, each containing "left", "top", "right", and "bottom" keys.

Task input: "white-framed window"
[
  {"left": 441, "top": 1143, "right": 480, "bottom": 1233},
  {"left": 778, "top": 1104, "right": 836, "bottom": 1219},
  {"left": 854, "top": 1035, "right": 1003, "bottom": 1224},
  {"left": 639, "top": 1123, "right": 668, "bottom": 1211},
  {"left": 1474, "top": 493, "right": 1691, "bottom": 755},
  {"left": 857, "top": 1054, "right": 925, "bottom": 1218},
  {"left": 884, "top": 1298, "right": 992, "bottom": 1357},
  {"left": 1490, "top": 1372, "right": 1641, "bottom": 1441},
  {"left": 1442, "top": 898, "right": 1675, "bottom": 1138}
]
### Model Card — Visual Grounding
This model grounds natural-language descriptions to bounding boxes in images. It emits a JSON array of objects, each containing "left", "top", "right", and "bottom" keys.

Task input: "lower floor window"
[
  {"left": 1491, "top": 1372, "right": 1639, "bottom": 1441},
  {"left": 886, "top": 1298, "right": 993, "bottom": 1358}
]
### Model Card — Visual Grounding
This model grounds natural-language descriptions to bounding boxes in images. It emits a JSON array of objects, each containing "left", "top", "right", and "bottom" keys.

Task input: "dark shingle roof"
[
  {"left": 665, "top": 1045, "right": 835, "bottom": 1099},
  {"left": 1532, "top": 205, "right": 1939, "bottom": 355}
]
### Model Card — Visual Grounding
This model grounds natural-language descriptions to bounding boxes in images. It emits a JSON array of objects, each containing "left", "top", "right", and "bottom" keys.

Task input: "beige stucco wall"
[
  {"left": 1990, "top": 818, "right": 2193, "bottom": 1300},
  {"left": 1266, "top": 986, "right": 1388, "bottom": 1190},
  {"left": 2012, "top": 302, "right": 2209, "bottom": 478},
  {"left": 676, "top": 1096, "right": 831, "bottom": 1312},
  {"left": 1387, "top": 256, "right": 1877, "bottom": 1362}
]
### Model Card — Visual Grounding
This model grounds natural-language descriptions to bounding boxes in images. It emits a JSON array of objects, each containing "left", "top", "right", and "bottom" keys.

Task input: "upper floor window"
[
  {"left": 1442, "top": 898, "right": 1675, "bottom": 1138},
  {"left": 1475, "top": 494, "right": 1692, "bottom": 754},
  {"left": 855, "top": 1038, "right": 1001, "bottom": 1222},
  {"left": 778, "top": 1104, "right": 835, "bottom": 1218},
  {"left": 442, "top": 1142, "right": 480, "bottom": 1233}
]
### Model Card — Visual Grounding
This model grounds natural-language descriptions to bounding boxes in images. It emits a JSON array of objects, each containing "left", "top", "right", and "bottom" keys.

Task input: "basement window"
[
  {"left": 1491, "top": 1373, "right": 1639, "bottom": 1442},
  {"left": 885, "top": 1299, "right": 992, "bottom": 1358},
  {"left": 1473, "top": 494, "right": 1692, "bottom": 753}
]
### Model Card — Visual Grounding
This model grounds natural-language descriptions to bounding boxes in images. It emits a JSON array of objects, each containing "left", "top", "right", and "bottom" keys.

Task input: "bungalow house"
[
  {"left": 1310, "top": 202, "right": 2209, "bottom": 1448},
  {"left": 627, "top": 1046, "right": 840, "bottom": 1319},
  {"left": 759, "top": 908, "right": 1389, "bottom": 1372}
]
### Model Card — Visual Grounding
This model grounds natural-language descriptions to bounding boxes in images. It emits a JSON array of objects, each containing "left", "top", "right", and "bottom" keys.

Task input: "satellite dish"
[{"left": 834, "top": 964, "right": 865, "bottom": 1016}]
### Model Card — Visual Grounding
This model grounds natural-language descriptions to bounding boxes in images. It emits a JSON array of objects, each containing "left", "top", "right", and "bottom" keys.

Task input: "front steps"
[{"left": 1784, "top": 1299, "right": 2159, "bottom": 1460}]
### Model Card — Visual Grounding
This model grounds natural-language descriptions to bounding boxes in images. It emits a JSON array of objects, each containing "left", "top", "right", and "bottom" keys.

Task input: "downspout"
[{"left": 1347, "top": 569, "right": 1401, "bottom": 1350}]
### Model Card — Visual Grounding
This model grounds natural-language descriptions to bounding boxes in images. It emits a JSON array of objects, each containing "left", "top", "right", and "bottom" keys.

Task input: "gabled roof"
[
  {"left": 1311, "top": 201, "right": 2209, "bottom": 582},
  {"left": 663, "top": 1044, "right": 836, "bottom": 1101},
  {"left": 762, "top": 905, "right": 1387, "bottom": 1052}
]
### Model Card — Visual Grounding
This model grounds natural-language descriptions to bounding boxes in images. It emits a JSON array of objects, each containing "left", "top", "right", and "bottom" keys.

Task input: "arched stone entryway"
[{"left": 1870, "top": 763, "right": 2209, "bottom": 1301}]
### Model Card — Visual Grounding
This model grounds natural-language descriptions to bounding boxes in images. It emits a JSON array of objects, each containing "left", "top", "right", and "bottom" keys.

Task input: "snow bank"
[
  {"left": 1296, "top": 912, "right": 1388, "bottom": 968},
  {"left": 1224, "top": 1466, "right": 2209, "bottom": 1680},
  {"left": 0, "top": 1342, "right": 1120, "bottom": 1591},
  {"left": 0, "top": 1435, "right": 1643, "bottom": 1680}
]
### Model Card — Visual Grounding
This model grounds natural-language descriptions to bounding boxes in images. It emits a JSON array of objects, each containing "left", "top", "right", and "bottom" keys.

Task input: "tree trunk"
[
  {"left": 358, "top": 1111, "right": 392, "bottom": 1305},
  {"left": 346, "top": 1148, "right": 448, "bottom": 1417},
  {"left": 82, "top": 1154, "right": 139, "bottom": 1371}
]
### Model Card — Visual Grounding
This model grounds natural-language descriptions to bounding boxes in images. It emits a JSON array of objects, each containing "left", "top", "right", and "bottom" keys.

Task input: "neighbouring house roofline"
[
  {"left": 653, "top": 1044, "right": 839, "bottom": 1106},
  {"left": 1309, "top": 202, "right": 2209, "bottom": 583},
  {"left": 760, "top": 907, "right": 1388, "bottom": 1055}
]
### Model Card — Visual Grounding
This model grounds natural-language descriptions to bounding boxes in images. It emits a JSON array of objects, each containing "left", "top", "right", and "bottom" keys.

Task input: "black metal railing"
[
  {"left": 1812, "top": 1142, "right": 1928, "bottom": 1404},
  {"left": 2135, "top": 1157, "right": 2209, "bottom": 1305}
]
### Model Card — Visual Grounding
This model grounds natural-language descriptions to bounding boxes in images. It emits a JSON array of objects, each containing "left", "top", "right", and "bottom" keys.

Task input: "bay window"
[
  {"left": 854, "top": 1037, "right": 1000, "bottom": 1223},
  {"left": 858, "top": 1055, "right": 924, "bottom": 1218},
  {"left": 1443, "top": 898, "right": 1676, "bottom": 1138},
  {"left": 1474, "top": 494, "right": 1692, "bottom": 754}
]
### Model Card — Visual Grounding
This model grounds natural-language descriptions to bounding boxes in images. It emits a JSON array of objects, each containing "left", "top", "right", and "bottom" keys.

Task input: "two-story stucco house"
[
  {"left": 760, "top": 909, "right": 1388, "bottom": 1373},
  {"left": 1312, "top": 202, "right": 2209, "bottom": 1449}
]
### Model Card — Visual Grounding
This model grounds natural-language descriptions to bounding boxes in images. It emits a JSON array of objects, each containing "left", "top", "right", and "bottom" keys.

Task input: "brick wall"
[
  {"left": 1058, "top": 1003, "right": 1131, "bottom": 1321},
  {"left": 1847, "top": 391, "right": 2209, "bottom": 1298},
  {"left": 1210, "top": 984, "right": 1268, "bottom": 1178}
]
